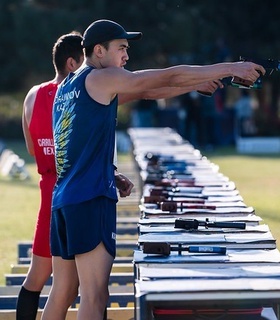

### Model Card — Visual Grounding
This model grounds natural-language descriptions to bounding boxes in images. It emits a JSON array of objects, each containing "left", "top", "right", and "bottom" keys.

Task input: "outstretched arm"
[
  {"left": 118, "top": 80, "right": 223, "bottom": 105},
  {"left": 86, "top": 61, "right": 265, "bottom": 106}
]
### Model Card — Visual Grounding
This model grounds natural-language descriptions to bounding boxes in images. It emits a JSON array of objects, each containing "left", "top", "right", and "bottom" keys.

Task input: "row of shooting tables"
[{"left": 127, "top": 127, "right": 280, "bottom": 320}]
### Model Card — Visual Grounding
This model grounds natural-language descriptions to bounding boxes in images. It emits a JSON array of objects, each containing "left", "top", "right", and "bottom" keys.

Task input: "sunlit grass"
[
  {"left": 0, "top": 163, "right": 39, "bottom": 285},
  {"left": 204, "top": 149, "right": 280, "bottom": 245}
]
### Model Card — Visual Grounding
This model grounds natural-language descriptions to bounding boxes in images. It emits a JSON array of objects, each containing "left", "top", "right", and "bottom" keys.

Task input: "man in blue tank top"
[{"left": 42, "top": 19, "right": 265, "bottom": 320}]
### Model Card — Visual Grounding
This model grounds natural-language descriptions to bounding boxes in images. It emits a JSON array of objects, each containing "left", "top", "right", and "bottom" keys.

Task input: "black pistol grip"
[
  {"left": 175, "top": 219, "right": 199, "bottom": 230},
  {"left": 143, "top": 242, "right": 171, "bottom": 255}
]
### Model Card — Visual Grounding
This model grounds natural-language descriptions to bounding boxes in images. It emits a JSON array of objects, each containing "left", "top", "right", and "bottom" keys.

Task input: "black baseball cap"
[{"left": 82, "top": 19, "right": 142, "bottom": 48}]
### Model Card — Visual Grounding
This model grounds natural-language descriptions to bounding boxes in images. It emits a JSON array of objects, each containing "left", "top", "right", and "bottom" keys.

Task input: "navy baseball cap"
[{"left": 82, "top": 19, "right": 142, "bottom": 48}]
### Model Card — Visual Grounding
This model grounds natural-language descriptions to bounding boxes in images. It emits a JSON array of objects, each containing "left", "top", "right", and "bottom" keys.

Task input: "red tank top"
[{"left": 29, "top": 81, "right": 58, "bottom": 175}]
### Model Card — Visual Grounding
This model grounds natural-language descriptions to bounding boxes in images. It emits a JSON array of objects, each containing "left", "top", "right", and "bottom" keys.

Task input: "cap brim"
[{"left": 126, "top": 32, "right": 142, "bottom": 40}]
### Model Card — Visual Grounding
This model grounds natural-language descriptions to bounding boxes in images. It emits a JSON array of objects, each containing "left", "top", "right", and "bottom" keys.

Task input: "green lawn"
[
  {"left": 0, "top": 140, "right": 38, "bottom": 285},
  {"left": 0, "top": 141, "right": 279, "bottom": 285},
  {"left": 204, "top": 147, "right": 280, "bottom": 244}
]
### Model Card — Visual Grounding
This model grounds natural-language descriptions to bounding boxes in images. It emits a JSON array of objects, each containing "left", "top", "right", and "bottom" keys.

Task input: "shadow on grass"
[{"left": 202, "top": 145, "right": 280, "bottom": 160}]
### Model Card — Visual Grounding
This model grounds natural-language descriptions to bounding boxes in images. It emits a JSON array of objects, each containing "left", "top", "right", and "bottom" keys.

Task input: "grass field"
[
  {"left": 0, "top": 140, "right": 280, "bottom": 285},
  {"left": 203, "top": 147, "right": 280, "bottom": 241},
  {"left": 0, "top": 140, "right": 39, "bottom": 285}
]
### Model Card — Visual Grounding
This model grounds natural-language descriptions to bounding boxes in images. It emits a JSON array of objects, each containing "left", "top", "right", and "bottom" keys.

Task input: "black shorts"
[{"left": 51, "top": 196, "right": 117, "bottom": 260}]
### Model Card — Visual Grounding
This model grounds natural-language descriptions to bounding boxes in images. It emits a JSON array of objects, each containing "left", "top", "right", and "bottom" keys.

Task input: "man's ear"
[
  {"left": 66, "top": 57, "right": 75, "bottom": 72},
  {"left": 94, "top": 44, "right": 104, "bottom": 58}
]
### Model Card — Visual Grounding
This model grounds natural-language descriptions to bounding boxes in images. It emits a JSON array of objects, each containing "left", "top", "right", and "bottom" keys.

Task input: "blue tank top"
[{"left": 52, "top": 65, "right": 118, "bottom": 210}]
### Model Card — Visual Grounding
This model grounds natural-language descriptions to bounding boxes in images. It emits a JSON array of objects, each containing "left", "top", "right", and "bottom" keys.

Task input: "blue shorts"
[{"left": 50, "top": 196, "right": 117, "bottom": 260}]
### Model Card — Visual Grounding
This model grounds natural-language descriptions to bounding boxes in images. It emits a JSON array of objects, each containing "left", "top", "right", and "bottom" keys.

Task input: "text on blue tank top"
[{"left": 52, "top": 66, "right": 118, "bottom": 210}]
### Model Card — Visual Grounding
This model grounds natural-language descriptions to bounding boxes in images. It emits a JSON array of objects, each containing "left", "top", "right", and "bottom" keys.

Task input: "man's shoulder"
[
  {"left": 24, "top": 84, "right": 41, "bottom": 108},
  {"left": 27, "top": 81, "right": 56, "bottom": 97},
  {"left": 86, "top": 66, "right": 126, "bottom": 87}
]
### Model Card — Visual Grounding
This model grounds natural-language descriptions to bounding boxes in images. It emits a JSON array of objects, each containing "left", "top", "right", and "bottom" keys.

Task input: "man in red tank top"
[{"left": 16, "top": 31, "right": 84, "bottom": 320}]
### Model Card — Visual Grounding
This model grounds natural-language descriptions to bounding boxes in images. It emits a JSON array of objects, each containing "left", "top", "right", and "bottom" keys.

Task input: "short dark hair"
[
  {"left": 84, "top": 41, "right": 110, "bottom": 57},
  {"left": 52, "top": 31, "right": 83, "bottom": 73}
]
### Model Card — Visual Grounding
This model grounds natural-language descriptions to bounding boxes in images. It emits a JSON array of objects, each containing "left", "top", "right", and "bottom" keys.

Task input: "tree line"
[
  {"left": 0, "top": 0, "right": 280, "bottom": 138},
  {"left": 1, "top": 0, "right": 280, "bottom": 93}
]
